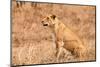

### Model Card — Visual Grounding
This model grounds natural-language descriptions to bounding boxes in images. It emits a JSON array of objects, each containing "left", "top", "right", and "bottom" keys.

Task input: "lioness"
[{"left": 41, "top": 15, "right": 86, "bottom": 60}]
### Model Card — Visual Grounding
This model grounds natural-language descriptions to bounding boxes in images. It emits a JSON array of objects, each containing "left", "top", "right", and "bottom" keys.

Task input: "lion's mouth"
[{"left": 43, "top": 24, "right": 48, "bottom": 26}]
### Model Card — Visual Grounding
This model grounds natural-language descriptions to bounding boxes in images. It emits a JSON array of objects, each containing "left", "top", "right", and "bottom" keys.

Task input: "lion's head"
[{"left": 41, "top": 15, "right": 56, "bottom": 27}]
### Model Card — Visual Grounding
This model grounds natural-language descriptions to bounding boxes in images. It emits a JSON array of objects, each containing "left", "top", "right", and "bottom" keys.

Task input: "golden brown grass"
[{"left": 12, "top": 0, "right": 96, "bottom": 66}]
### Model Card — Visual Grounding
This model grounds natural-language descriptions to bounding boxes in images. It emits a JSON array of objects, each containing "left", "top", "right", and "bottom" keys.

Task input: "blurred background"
[{"left": 12, "top": 0, "right": 96, "bottom": 66}]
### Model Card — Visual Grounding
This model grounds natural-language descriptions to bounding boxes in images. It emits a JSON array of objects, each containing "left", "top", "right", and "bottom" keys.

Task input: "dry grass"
[{"left": 12, "top": 0, "right": 96, "bottom": 66}]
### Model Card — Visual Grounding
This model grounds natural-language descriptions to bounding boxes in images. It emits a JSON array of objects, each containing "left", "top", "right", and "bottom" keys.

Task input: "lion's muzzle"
[{"left": 41, "top": 21, "right": 48, "bottom": 26}]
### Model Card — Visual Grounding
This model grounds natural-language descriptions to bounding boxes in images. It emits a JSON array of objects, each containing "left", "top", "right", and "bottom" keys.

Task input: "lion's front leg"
[{"left": 56, "top": 41, "right": 65, "bottom": 59}]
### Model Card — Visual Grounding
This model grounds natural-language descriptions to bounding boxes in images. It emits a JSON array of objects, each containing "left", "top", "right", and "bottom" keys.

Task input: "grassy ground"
[{"left": 12, "top": 0, "right": 96, "bottom": 66}]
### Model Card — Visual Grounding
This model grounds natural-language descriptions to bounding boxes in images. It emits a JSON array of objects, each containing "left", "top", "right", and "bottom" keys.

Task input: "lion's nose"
[{"left": 41, "top": 21, "right": 44, "bottom": 23}]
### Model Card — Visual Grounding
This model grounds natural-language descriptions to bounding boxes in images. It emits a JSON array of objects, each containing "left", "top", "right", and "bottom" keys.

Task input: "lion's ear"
[{"left": 50, "top": 15, "right": 56, "bottom": 20}]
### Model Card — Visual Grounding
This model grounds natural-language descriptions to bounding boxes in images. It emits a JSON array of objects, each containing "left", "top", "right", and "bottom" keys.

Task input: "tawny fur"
[{"left": 41, "top": 15, "right": 87, "bottom": 60}]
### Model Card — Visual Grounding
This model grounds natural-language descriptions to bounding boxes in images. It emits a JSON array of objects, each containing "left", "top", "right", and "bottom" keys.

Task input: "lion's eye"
[{"left": 47, "top": 17, "right": 49, "bottom": 20}]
